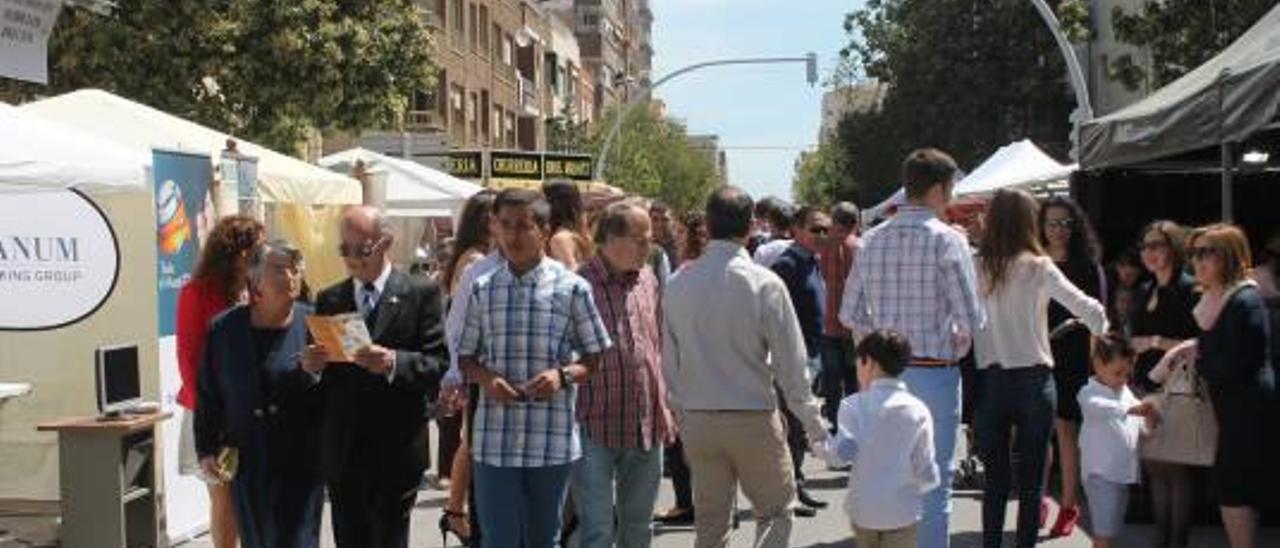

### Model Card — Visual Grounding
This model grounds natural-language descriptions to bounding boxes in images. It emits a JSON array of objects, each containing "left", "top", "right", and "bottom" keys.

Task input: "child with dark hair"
[
  {"left": 1078, "top": 333, "right": 1157, "bottom": 548},
  {"left": 827, "top": 330, "right": 939, "bottom": 548}
]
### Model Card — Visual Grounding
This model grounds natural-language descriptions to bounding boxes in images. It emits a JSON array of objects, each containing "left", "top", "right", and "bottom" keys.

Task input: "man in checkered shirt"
[
  {"left": 839, "top": 148, "right": 985, "bottom": 548},
  {"left": 458, "top": 188, "right": 613, "bottom": 548}
]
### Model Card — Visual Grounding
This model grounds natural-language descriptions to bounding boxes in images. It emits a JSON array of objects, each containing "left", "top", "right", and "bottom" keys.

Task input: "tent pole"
[{"left": 1221, "top": 142, "right": 1235, "bottom": 222}]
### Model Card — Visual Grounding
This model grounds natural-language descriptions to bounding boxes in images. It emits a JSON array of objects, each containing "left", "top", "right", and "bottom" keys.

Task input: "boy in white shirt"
[
  {"left": 1078, "top": 333, "right": 1158, "bottom": 548},
  {"left": 827, "top": 329, "right": 939, "bottom": 548}
]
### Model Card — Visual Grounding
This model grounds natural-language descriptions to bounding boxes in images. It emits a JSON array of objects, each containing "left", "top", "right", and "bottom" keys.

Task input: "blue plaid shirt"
[
  {"left": 839, "top": 206, "right": 985, "bottom": 361},
  {"left": 458, "top": 257, "right": 612, "bottom": 467}
]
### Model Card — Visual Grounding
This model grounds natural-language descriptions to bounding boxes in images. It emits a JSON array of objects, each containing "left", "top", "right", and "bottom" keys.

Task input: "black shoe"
[
  {"left": 797, "top": 488, "right": 828, "bottom": 509},
  {"left": 653, "top": 507, "right": 695, "bottom": 526},
  {"left": 793, "top": 505, "right": 817, "bottom": 518}
]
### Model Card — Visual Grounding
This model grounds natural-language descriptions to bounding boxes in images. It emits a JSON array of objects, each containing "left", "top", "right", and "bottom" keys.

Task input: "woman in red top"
[{"left": 176, "top": 215, "right": 264, "bottom": 548}]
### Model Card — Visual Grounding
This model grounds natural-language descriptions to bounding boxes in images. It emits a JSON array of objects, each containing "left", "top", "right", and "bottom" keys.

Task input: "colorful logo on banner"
[{"left": 153, "top": 150, "right": 213, "bottom": 337}]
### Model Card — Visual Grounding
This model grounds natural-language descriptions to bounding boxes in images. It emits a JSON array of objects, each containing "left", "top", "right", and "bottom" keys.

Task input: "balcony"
[
  {"left": 406, "top": 110, "right": 445, "bottom": 131},
  {"left": 518, "top": 76, "right": 541, "bottom": 116}
]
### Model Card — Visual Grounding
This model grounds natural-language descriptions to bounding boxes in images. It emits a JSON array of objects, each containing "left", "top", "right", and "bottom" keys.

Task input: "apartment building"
[{"left": 563, "top": 0, "right": 653, "bottom": 120}]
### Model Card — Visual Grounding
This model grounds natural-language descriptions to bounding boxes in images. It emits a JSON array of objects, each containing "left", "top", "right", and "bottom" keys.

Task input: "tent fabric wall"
[
  {"left": 0, "top": 103, "right": 147, "bottom": 193},
  {"left": 0, "top": 191, "right": 158, "bottom": 501},
  {"left": 267, "top": 204, "right": 351, "bottom": 291},
  {"left": 1080, "top": 5, "right": 1280, "bottom": 169}
]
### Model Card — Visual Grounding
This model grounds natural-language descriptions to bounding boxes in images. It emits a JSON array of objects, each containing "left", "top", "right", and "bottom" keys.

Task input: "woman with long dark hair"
[
  {"left": 678, "top": 210, "right": 708, "bottom": 267},
  {"left": 543, "top": 179, "right": 592, "bottom": 270},
  {"left": 973, "top": 189, "right": 1108, "bottom": 548},
  {"left": 1037, "top": 197, "right": 1107, "bottom": 537},
  {"left": 1132, "top": 220, "right": 1200, "bottom": 548},
  {"left": 438, "top": 189, "right": 496, "bottom": 546},
  {"left": 176, "top": 215, "right": 265, "bottom": 548}
]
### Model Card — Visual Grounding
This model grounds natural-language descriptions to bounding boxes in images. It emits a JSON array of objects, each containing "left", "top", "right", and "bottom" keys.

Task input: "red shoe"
[
  {"left": 1039, "top": 497, "right": 1050, "bottom": 529},
  {"left": 1049, "top": 505, "right": 1080, "bottom": 538}
]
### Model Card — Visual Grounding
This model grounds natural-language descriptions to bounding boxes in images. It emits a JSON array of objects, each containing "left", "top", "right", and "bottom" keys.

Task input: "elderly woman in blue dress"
[{"left": 195, "top": 240, "right": 325, "bottom": 548}]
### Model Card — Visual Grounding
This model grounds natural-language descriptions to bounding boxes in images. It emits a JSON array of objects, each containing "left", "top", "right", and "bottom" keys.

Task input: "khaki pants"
[
  {"left": 682, "top": 410, "right": 795, "bottom": 548},
  {"left": 852, "top": 523, "right": 918, "bottom": 548}
]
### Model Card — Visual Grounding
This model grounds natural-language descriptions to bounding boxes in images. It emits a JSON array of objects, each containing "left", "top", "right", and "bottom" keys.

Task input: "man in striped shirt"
[
  {"left": 458, "top": 189, "right": 613, "bottom": 548},
  {"left": 572, "top": 201, "right": 674, "bottom": 548},
  {"left": 839, "top": 149, "right": 985, "bottom": 548}
]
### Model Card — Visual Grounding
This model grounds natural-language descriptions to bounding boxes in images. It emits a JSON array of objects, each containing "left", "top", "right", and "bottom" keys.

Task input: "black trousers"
[{"left": 329, "top": 474, "right": 418, "bottom": 548}]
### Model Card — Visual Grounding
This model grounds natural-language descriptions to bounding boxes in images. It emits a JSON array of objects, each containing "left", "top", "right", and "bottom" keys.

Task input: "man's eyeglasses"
[
  {"left": 808, "top": 226, "right": 830, "bottom": 236},
  {"left": 1044, "top": 219, "right": 1074, "bottom": 230},
  {"left": 1189, "top": 246, "right": 1219, "bottom": 261},
  {"left": 338, "top": 239, "right": 384, "bottom": 258}
]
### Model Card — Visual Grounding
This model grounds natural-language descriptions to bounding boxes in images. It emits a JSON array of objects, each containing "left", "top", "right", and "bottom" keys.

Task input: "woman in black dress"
[
  {"left": 1182, "top": 225, "right": 1273, "bottom": 548},
  {"left": 1038, "top": 197, "right": 1106, "bottom": 537},
  {"left": 1132, "top": 221, "right": 1201, "bottom": 548}
]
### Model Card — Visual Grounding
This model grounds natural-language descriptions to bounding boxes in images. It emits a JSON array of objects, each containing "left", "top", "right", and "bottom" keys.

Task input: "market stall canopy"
[
  {"left": 0, "top": 102, "right": 147, "bottom": 193},
  {"left": 955, "top": 139, "right": 1075, "bottom": 196},
  {"left": 20, "top": 89, "right": 360, "bottom": 204},
  {"left": 1080, "top": 4, "right": 1280, "bottom": 169},
  {"left": 319, "top": 148, "right": 481, "bottom": 216}
]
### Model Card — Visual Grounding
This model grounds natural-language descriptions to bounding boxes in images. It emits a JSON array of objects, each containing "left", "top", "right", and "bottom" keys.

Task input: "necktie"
[{"left": 362, "top": 281, "right": 379, "bottom": 319}]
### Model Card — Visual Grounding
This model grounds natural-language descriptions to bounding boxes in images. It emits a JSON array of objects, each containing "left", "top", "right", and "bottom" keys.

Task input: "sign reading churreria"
[{"left": 0, "top": 189, "right": 120, "bottom": 330}]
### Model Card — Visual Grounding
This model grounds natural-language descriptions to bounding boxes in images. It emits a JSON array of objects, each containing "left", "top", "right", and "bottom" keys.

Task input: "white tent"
[
  {"left": 954, "top": 139, "right": 1075, "bottom": 197},
  {"left": 319, "top": 147, "right": 482, "bottom": 218},
  {"left": 20, "top": 89, "right": 360, "bottom": 204},
  {"left": 0, "top": 102, "right": 147, "bottom": 193}
]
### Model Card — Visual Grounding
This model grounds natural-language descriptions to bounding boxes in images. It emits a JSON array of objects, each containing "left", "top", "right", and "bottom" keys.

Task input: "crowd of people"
[{"left": 173, "top": 147, "right": 1276, "bottom": 548}]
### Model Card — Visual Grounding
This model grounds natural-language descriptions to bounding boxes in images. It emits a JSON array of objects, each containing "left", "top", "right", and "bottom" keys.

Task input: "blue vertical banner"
[{"left": 153, "top": 150, "right": 213, "bottom": 337}]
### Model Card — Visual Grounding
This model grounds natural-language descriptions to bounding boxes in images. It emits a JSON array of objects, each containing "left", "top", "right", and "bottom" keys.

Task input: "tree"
[
  {"left": 26, "top": 0, "right": 436, "bottom": 155},
  {"left": 1106, "top": 0, "right": 1275, "bottom": 91},
  {"left": 589, "top": 103, "right": 722, "bottom": 212},
  {"left": 792, "top": 138, "right": 851, "bottom": 207},
  {"left": 834, "top": 0, "right": 1075, "bottom": 206},
  {"left": 545, "top": 105, "right": 591, "bottom": 153}
]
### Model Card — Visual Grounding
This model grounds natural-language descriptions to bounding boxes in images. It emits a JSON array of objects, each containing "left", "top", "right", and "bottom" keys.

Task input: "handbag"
[{"left": 1140, "top": 358, "right": 1217, "bottom": 466}]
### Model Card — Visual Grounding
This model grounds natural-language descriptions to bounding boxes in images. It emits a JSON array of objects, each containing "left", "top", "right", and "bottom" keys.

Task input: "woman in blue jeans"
[{"left": 972, "top": 190, "right": 1109, "bottom": 548}]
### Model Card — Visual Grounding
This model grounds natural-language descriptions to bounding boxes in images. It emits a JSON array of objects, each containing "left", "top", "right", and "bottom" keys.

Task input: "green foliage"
[
  {"left": 1108, "top": 1, "right": 1274, "bottom": 91},
  {"left": 589, "top": 103, "right": 722, "bottom": 212},
  {"left": 545, "top": 105, "right": 591, "bottom": 153},
  {"left": 29, "top": 0, "right": 436, "bottom": 155},
  {"left": 1056, "top": 0, "right": 1093, "bottom": 43},
  {"left": 831, "top": 0, "right": 1074, "bottom": 207},
  {"left": 792, "top": 138, "right": 851, "bottom": 207}
]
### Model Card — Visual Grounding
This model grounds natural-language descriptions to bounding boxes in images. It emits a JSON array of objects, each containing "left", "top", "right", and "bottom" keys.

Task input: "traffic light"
[{"left": 805, "top": 52, "right": 818, "bottom": 86}]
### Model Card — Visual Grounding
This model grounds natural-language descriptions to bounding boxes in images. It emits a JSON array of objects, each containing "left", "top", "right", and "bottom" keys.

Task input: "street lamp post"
[
  {"left": 592, "top": 53, "right": 818, "bottom": 182},
  {"left": 1028, "top": 0, "right": 1093, "bottom": 160}
]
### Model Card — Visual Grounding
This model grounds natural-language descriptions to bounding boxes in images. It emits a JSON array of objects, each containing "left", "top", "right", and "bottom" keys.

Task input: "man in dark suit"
[{"left": 302, "top": 206, "right": 447, "bottom": 548}]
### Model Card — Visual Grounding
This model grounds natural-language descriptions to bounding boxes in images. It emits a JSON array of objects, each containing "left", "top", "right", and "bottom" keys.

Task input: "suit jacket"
[
  {"left": 314, "top": 268, "right": 447, "bottom": 492},
  {"left": 195, "top": 303, "right": 324, "bottom": 548}
]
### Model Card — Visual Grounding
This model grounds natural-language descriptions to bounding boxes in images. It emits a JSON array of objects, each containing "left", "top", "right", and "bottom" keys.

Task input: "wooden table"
[{"left": 37, "top": 412, "right": 171, "bottom": 548}]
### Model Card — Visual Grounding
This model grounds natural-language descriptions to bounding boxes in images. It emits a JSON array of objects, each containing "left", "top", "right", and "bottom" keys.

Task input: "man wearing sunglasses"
[
  {"left": 304, "top": 206, "right": 447, "bottom": 548},
  {"left": 769, "top": 205, "right": 834, "bottom": 515}
]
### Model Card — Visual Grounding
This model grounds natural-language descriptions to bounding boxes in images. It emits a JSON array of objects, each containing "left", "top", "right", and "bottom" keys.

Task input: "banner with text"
[{"left": 153, "top": 150, "right": 212, "bottom": 337}]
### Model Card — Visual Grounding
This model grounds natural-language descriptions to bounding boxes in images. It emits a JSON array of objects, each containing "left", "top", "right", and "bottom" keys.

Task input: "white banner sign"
[
  {"left": 0, "top": 189, "right": 120, "bottom": 330},
  {"left": 0, "top": 0, "right": 62, "bottom": 84}
]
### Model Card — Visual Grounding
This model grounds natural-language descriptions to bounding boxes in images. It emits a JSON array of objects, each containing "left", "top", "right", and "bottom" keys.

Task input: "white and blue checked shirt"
[
  {"left": 458, "top": 257, "right": 612, "bottom": 467},
  {"left": 839, "top": 206, "right": 985, "bottom": 362}
]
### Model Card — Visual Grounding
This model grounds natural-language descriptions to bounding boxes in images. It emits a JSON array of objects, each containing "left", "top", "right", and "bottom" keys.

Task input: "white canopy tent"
[
  {"left": 0, "top": 102, "right": 147, "bottom": 193},
  {"left": 319, "top": 147, "right": 482, "bottom": 218},
  {"left": 20, "top": 89, "right": 361, "bottom": 204},
  {"left": 954, "top": 139, "right": 1075, "bottom": 197}
]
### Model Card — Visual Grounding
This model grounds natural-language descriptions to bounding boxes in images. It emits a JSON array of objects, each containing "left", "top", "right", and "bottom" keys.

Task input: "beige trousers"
[
  {"left": 853, "top": 523, "right": 918, "bottom": 548},
  {"left": 681, "top": 410, "right": 796, "bottom": 548}
]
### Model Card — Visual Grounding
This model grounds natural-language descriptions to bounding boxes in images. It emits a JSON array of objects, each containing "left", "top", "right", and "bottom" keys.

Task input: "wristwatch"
[{"left": 557, "top": 366, "right": 574, "bottom": 388}]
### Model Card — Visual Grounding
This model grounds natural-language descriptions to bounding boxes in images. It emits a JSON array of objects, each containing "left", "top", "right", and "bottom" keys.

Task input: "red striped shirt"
[
  {"left": 820, "top": 233, "right": 859, "bottom": 337},
  {"left": 576, "top": 257, "right": 674, "bottom": 450}
]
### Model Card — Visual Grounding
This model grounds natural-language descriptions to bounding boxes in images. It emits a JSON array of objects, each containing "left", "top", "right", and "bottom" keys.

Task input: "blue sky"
[{"left": 652, "top": 0, "right": 863, "bottom": 201}]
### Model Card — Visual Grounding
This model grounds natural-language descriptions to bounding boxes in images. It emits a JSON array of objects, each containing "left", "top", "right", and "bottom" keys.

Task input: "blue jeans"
[
  {"left": 900, "top": 366, "right": 961, "bottom": 548},
  {"left": 473, "top": 461, "right": 573, "bottom": 548},
  {"left": 819, "top": 336, "right": 858, "bottom": 428},
  {"left": 975, "top": 365, "right": 1055, "bottom": 548},
  {"left": 571, "top": 434, "right": 663, "bottom": 548}
]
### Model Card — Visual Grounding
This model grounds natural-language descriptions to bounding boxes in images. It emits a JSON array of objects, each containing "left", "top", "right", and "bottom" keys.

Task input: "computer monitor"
[{"left": 96, "top": 344, "right": 141, "bottom": 415}]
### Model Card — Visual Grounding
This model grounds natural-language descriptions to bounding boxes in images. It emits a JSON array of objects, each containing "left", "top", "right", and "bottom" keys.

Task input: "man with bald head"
[{"left": 308, "top": 206, "right": 447, "bottom": 547}]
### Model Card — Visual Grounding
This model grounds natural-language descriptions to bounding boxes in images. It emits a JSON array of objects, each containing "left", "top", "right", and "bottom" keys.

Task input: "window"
[
  {"left": 479, "top": 6, "right": 490, "bottom": 57},
  {"left": 480, "top": 90, "right": 491, "bottom": 143},
  {"left": 450, "top": 84, "right": 466, "bottom": 142},
  {"left": 449, "top": 0, "right": 464, "bottom": 50},
  {"left": 502, "top": 34, "right": 514, "bottom": 67},
  {"left": 468, "top": 3, "right": 478, "bottom": 52},
  {"left": 468, "top": 92, "right": 478, "bottom": 143},
  {"left": 505, "top": 111, "right": 517, "bottom": 148},
  {"left": 492, "top": 104, "right": 503, "bottom": 144}
]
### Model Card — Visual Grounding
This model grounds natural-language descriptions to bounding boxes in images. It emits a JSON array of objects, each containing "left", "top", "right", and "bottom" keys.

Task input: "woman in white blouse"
[{"left": 972, "top": 189, "right": 1109, "bottom": 548}]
